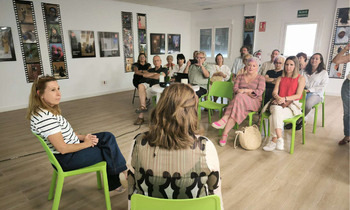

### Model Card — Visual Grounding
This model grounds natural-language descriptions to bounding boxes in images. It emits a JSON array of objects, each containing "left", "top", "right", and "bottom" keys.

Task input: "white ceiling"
[{"left": 114, "top": 0, "right": 285, "bottom": 11}]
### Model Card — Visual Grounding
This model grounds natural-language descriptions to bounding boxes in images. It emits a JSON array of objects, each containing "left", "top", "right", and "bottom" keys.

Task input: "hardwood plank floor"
[{"left": 0, "top": 90, "right": 348, "bottom": 210}]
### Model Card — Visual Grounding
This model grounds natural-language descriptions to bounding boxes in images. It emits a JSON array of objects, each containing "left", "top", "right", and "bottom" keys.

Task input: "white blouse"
[
  {"left": 214, "top": 64, "right": 231, "bottom": 81},
  {"left": 168, "top": 64, "right": 186, "bottom": 77},
  {"left": 300, "top": 69, "right": 329, "bottom": 98}
]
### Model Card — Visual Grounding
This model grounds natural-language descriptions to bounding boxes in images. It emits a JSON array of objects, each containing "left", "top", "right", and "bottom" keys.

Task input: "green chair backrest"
[
  {"left": 33, "top": 133, "right": 63, "bottom": 173},
  {"left": 208, "top": 81, "right": 233, "bottom": 101},
  {"left": 131, "top": 194, "right": 221, "bottom": 210}
]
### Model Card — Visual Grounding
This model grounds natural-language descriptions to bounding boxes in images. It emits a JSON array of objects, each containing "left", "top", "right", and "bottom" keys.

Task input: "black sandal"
[{"left": 135, "top": 106, "right": 148, "bottom": 113}]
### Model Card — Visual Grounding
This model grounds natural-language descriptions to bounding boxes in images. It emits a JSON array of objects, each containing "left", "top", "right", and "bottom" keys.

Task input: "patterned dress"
[
  {"left": 128, "top": 133, "right": 221, "bottom": 200},
  {"left": 224, "top": 74, "right": 265, "bottom": 124}
]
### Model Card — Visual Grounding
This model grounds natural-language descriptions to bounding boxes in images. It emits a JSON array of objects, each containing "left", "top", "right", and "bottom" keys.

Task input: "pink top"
[{"left": 279, "top": 74, "right": 302, "bottom": 100}]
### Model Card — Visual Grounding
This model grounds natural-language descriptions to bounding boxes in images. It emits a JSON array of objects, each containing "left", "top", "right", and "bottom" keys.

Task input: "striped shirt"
[{"left": 31, "top": 108, "right": 80, "bottom": 154}]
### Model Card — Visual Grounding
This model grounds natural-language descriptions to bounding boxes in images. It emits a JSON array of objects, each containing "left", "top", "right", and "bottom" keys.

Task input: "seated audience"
[
  {"left": 264, "top": 55, "right": 285, "bottom": 105},
  {"left": 259, "top": 49, "right": 280, "bottom": 75},
  {"left": 236, "top": 54, "right": 253, "bottom": 76},
  {"left": 212, "top": 57, "right": 265, "bottom": 146},
  {"left": 332, "top": 43, "right": 350, "bottom": 145},
  {"left": 134, "top": 56, "right": 168, "bottom": 125},
  {"left": 211, "top": 53, "right": 231, "bottom": 83},
  {"left": 27, "top": 76, "right": 127, "bottom": 195},
  {"left": 231, "top": 46, "right": 249, "bottom": 75},
  {"left": 168, "top": 53, "right": 186, "bottom": 78},
  {"left": 128, "top": 83, "right": 223, "bottom": 208},
  {"left": 184, "top": 51, "right": 213, "bottom": 98},
  {"left": 263, "top": 56, "right": 305, "bottom": 152},
  {"left": 296, "top": 52, "right": 307, "bottom": 71},
  {"left": 164, "top": 55, "right": 175, "bottom": 72},
  {"left": 132, "top": 53, "right": 151, "bottom": 88},
  {"left": 300, "top": 53, "right": 329, "bottom": 124}
]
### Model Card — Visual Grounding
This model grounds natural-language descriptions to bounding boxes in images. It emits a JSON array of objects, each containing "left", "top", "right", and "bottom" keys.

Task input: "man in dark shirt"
[{"left": 134, "top": 55, "right": 167, "bottom": 125}]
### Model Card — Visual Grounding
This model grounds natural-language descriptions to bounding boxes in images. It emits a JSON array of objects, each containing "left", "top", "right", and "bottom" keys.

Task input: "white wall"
[
  {"left": 0, "top": 0, "right": 192, "bottom": 112},
  {"left": 191, "top": 0, "right": 348, "bottom": 96}
]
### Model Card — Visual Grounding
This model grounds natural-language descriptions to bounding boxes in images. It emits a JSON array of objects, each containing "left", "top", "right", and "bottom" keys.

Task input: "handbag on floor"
[{"left": 234, "top": 124, "right": 262, "bottom": 150}]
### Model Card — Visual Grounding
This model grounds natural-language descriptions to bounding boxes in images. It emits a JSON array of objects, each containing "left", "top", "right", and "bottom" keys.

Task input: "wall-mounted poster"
[
  {"left": 42, "top": 3, "right": 68, "bottom": 79},
  {"left": 121, "top": 11, "right": 134, "bottom": 72},
  {"left": 69, "top": 30, "right": 96, "bottom": 58},
  {"left": 168, "top": 34, "right": 180, "bottom": 54},
  {"left": 243, "top": 16, "right": 256, "bottom": 53},
  {"left": 150, "top": 33, "right": 165, "bottom": 55},
  {"left": 98, "top": 32, "right": 120, "bottom": 57},
  {"left": 327, "top": 7, "right": 350, "bottom": 79},
  {"left": 137, "top": 13, "right": 148, "bottom": 60},
  {"left": 13, "top": 0, "right": 43, "bottom": 83},
  {"left": 0, "top": 27, "right": 16, "bottom": 61}
]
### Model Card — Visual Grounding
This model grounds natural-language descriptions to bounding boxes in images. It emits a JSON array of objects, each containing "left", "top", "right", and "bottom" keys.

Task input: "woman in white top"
[
  {"left": 164, "top": 55, "right": 175, "bottom": 73},
  {"left": 168, "top": 53, "right": 186, "bottom": 78},
  {"left": 296, "top": 52, "right": 307, "bottom": 71},
  {"left": 300, "top": 53, "right": 329, "bottom": 119},
  {"left": 211, "top": 53, "right": 231, "bottom": 83}
]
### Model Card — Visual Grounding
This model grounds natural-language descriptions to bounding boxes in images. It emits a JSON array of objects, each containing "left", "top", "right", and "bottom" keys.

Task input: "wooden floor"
[{"left": 0, "top": 90, "right": 348, "bottom": 210}]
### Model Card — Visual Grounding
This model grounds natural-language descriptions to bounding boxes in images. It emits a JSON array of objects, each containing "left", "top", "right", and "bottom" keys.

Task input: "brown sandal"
[
  {"left": 338, "top": 138, "right": 350, "bottom": 145},
  {"left": 133, "top": 117, "right": 144, "bottom": 125},
  {"left": 135, "top": 106, "right": 148, "bottom": 113}
]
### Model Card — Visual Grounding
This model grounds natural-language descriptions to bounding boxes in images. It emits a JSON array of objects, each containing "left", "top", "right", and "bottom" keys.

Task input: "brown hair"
[
  {"left": 145, "top": 83, "right": 199, "bottom": 150},
  {"left": 26, "top": 76, "right": 61, "bottom": 120},
  {"left": 282, "top": 56, "right": 300, "bottom": 78}
]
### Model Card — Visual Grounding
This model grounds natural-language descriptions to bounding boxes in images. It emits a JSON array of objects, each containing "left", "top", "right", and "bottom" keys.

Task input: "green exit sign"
[{"left": 298, "top": 9, "right": 309, "bottom": 18}]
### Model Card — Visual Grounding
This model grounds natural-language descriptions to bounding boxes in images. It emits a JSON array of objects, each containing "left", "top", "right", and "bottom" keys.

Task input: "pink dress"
[{"left": 224, "top": 74, "right": 265, "bottom": 124}]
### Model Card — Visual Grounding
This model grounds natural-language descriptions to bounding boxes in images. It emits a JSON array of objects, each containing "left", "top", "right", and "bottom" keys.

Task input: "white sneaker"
[
  {"left": 263, "top": 140, "right": 276, "bottom": 152},
  {"left": 276, "top": 138, "right": 284, "bottom": 150}
]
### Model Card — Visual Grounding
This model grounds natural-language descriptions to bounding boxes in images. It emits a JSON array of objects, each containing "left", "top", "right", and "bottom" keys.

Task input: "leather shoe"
[
  {"left": 284, "top": 123, "right": 292, "bottom": 130},
  {"left": 134, "top": 117, "right": 144, "bottom": 125}
]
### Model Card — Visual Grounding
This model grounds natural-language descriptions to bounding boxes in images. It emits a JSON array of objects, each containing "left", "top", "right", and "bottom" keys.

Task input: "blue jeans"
[
  {"left": 55, "top": 132, "right": 127, "bottom": 191},
  {"left": 341, "top": 79, "right": 350, "bottom": 136}
]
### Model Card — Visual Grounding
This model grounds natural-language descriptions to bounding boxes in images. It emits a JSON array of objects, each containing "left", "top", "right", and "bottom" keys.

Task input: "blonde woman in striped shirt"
[{"left": 27, "top": 76, "right": 127, "bottom": 196}]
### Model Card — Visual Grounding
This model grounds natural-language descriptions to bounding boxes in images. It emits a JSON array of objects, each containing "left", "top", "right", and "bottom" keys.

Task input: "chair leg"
[
  {"left": 302, "top": 116, "right": 305, "bottom": 145},
  {"left": 96, "top": 171, "right": 102, "bottom": 190},
  {"left": 322, "top": 102, "right": 325, "bottom": 127},
  {"left": 52, "top": 175, "right": 64, "bottom": 210},
  {"left": 267, "top": 119, "right": 270, "bottom": 137},
  {"left": 132, "top": 88, "right": 136, "bottom": 104},
  {"left": 102, "top": 170, "right": 111, "bottom": 210},
  {"left": 208, "top": 109, "right": 212, "bottom": 124},
  {"left": 219, "top": 109, "right": 222, "bottom": 135},
  {"left": 290, "top": 123, "right": 296, "bottom": 154},
  {"left": 248, "top": 114, "right": 253, "bottom": 126},
  {"left": 198, "top": 106, "right": 202, "bottom": 129},
  {"left": 48, "top": 170, "right": 57, "bottom": 200},
  {"left": 313, "top": 106, "right": 319, "bottom": 134}
]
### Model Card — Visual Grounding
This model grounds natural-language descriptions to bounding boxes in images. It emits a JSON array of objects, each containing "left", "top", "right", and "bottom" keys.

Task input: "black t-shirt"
[
  {"left": 132, "top": 62, "right": 151, "bottom": 88},
  {"left": 265, "top": 69, "right": 283, "bottom": 89},
  {"left": 140, "top": 67, "right": 168, "bottom": 87}
]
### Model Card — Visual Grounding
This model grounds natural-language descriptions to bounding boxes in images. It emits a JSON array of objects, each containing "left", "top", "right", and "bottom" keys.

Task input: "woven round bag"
[{"left": 234, "top": 125, "right": 262, "bottom": 150}]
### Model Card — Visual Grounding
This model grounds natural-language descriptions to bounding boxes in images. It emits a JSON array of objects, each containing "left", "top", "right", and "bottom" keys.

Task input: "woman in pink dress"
[{"left": 212, "top": 57, "right": 265, "bottom": 146}]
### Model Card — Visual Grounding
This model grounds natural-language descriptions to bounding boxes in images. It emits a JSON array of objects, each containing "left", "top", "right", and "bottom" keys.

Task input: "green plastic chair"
[
  {"left": 312, "top": 92, "right": 325, "bottom": 134},
  {"left": 130, "top": 194, "right": 221, "bottom": 210},
  {"left": 198, "top": 81, "right": 234, "bottom": 134},
  {"left": 33, "top": 133, "right": 111, "bottom": 210},
  {"left": 259, "top": 90, "right": 306, "bottom": 154}
]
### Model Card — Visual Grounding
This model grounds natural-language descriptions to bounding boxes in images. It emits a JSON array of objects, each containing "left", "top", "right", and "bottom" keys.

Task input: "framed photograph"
[
  {"left": 137, "top": 15, "right": 146, "bottom": 30},
  {"left": 150, "top": 33, "right": 165, "bottom": 55},
  {"left": 244, "top": 16, "right": 255, "bottom": 32},
  {"left": 48, "top": 24, "right": 62, "bottom": 43},
  {"left": 43, "top": 4, "right": 59, "bottom": 23},
  {"left": 139, "top": 29, "right": 147, "bottom": 44},
  {"left": 140, "top": 44, "right": 147, "bottom": 54},
  {"left": 338, "top": 8, "right": 350, "bottom": 26},
  {"left": 69, "top": 30, "right": 96, "bottom": 58},
  {"left": 334, "top": 27, "right": 349, "bottom": 44},
  {"left": 122, "top": 12, "right": 132, "bottom": 29},
  {"left": 27, "top": 63, "right": 43, "bottom": 82},
  {"left": 125, "top": 57, "right": 133, "bottom": 72},
  {"left": 0, "top": 26, "right": 16, "bottom": 61},
  {"left": 52, "top": 61, "right": 67, "bottom": 78},
  {"left": 98, "top": 32, "right": 120, "bottom": 57},
  {"left": 15, "top": 2, "right": 34, "bottom": 24},
  {"left": 50, "top": 43, "right": 64, "bottom": 62},
  {"left": 20, "top": 24, "right": 36, "bottom": 43},
  {"left": 168, "top": 34, "right": 180, "bottom": 54},
  {"left": 23, "top": 43, "right": 40, "bottom": 63}
]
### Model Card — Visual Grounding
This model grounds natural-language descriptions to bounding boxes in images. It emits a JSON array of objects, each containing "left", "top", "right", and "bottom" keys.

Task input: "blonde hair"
[
  {"left": 26, "top": 76, "right": 61, "bottom": 120},
  {"left": 145, "top": 83, "right": 199, "bottom": 150},
  {"left": 282, "top": 56, "right": 300, "bottom": 78}
]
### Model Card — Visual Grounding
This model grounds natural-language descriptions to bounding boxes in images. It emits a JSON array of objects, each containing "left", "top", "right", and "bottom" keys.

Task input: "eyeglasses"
[{"left": 274, "top": 62, "right": 283, "bottom": 64}]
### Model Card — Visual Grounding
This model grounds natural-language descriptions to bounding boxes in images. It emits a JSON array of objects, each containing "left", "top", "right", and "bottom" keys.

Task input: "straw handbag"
[{"left": 233, "top": 125, "right": 262, "bottom": 150}]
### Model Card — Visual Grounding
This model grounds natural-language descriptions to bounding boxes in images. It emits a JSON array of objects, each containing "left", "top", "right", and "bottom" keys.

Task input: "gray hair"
[
  {"left": 247, "top": 57, "right": 260, "bottom": 66},
  {"left": 274, "top": 55, "right": 285, "bottom": 64}
]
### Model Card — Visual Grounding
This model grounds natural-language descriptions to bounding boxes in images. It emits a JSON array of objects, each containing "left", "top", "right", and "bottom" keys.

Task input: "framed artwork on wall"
[
  {"left": 13, "top": 0, "right": 43, "bottom": 83},
  {"left": 0, "top": 27, "right": 16, "bottom": 62},
  {"left": 98, "top": 32, "right": 120, "bottom": 57},
  {"left": 167, "top": 34, "right": 180, "bottom": 54},
  {"left": 243, "top": 16, "right": 256, "bottom": 53},
  {"left": 69, "top": 30, "right": 96, "bottom": 58},
  {"left": 137, "top": 13, "right": 148, "bottom": 61},
  {"left": 327, "top": 7, "right": 350, "bottom": 79},
  {"left": 150, "top": 33, "right": 165, "bottom": 55},
  {"left": 122, "top": 11, "right": 134, "bottom": 72}
]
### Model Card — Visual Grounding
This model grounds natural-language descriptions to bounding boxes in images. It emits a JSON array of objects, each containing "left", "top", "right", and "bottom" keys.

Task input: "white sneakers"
[{"left": 263, "top": 138, "right": 284, "bottom": 152}]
